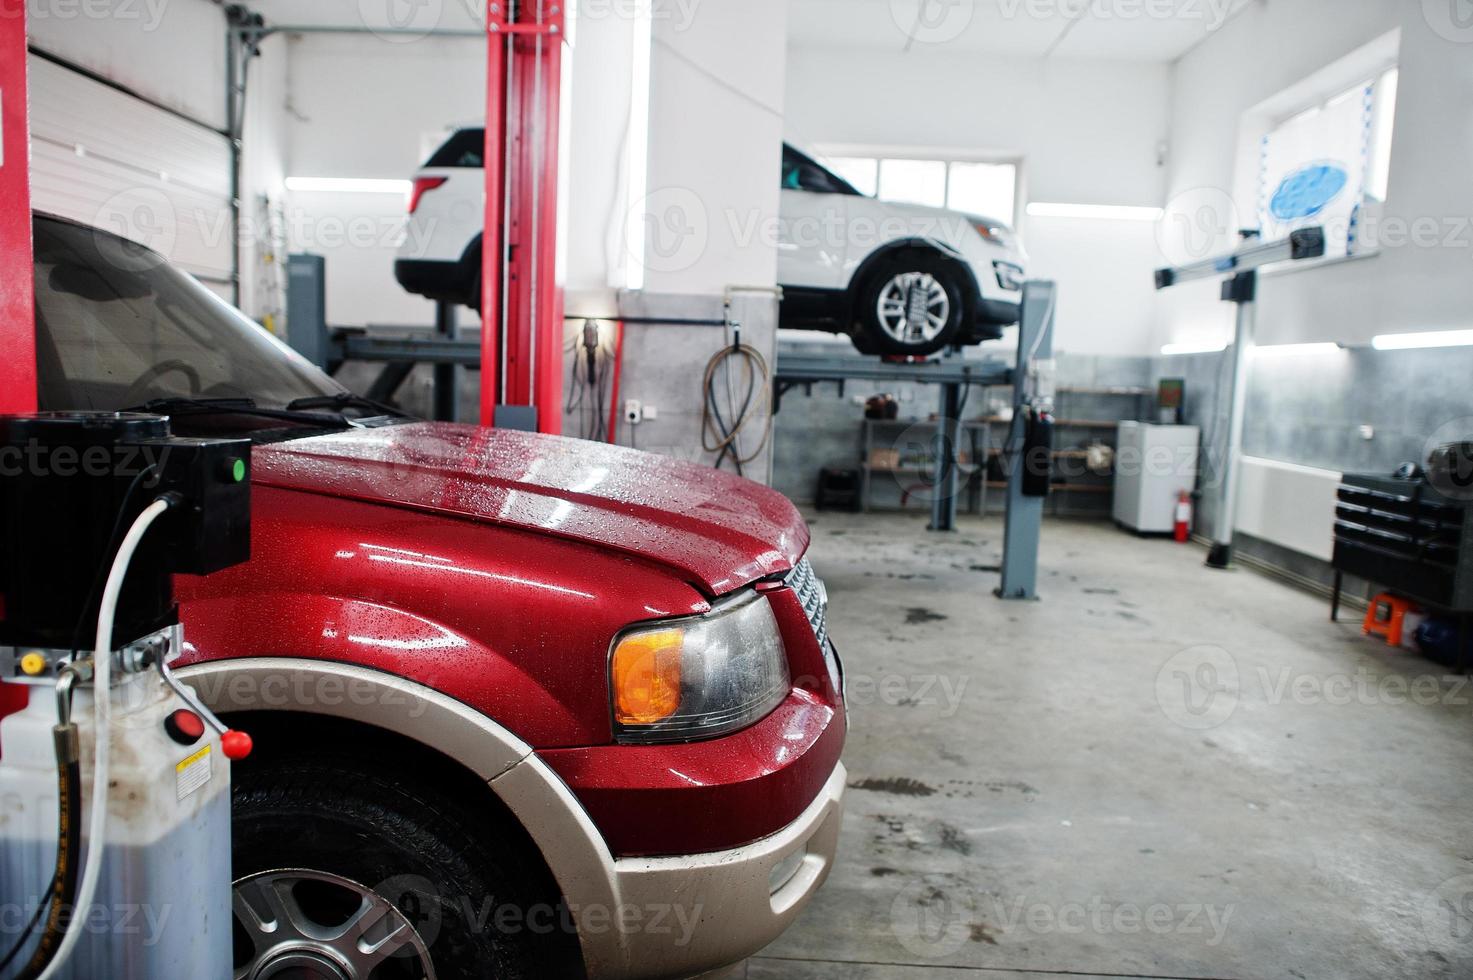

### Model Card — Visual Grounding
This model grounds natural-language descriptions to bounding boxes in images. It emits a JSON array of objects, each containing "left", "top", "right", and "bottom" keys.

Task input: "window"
[
  {"left": 1257, "top": 66, "right": 1398, "bottom": 255},
  {"left": 813, "top": 152, "right": 1019, "bottom": 222},
  {"left": 825, "top": 157, "right": 878, "bottom": 197},
  {"left": 878, "top": 159, "right": 947, "bottom": 208},
  {"left": 947, "top": 162, "right": 1018, "bottom": 223}
]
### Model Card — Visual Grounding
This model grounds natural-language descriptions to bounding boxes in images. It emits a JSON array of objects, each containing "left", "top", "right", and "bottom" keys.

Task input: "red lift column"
[
  {"left": 482, "top": 1, "right": 566, "bottom": 433},
  {"left": 0, "top": 0, "right": 35, "bottom": 414}
]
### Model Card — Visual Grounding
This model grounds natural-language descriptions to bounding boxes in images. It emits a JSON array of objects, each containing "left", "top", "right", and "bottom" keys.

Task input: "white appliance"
[{"left": 1113, "top": 422, "right": 1201, "bottom": 533}]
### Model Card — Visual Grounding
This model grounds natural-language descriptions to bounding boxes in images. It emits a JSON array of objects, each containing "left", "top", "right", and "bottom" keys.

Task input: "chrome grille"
[{"left": 786, "top": 557, "right": 829, "bottom": 651}]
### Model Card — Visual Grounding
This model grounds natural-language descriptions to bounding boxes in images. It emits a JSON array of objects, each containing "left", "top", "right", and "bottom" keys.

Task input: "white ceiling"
[
  {"left": 245, "top": 0, "right": 1254, "bottom": 60},
  {"left": 788, "top": 0, "right": 1257, "bottom": 61}
]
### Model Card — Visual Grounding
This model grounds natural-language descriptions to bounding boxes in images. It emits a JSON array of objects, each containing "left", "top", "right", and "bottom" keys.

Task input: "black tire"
[
  {"left": 848, "top": 329, "right": 880, "bottom": 356},
  {"left": 853, "top": 252, "right": 967, "bottom": 357},
  {"left": 232, "top": 752, "right": 583, "bottom": 980}
]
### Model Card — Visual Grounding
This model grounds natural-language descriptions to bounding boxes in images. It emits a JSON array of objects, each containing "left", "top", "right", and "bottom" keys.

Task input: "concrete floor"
[{"left": 745, "top": 512, "right": 1473, "bottom": 980}]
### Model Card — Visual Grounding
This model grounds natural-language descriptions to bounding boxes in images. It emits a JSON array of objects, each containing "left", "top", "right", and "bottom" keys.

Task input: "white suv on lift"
[
  {"left": 395, "top": 133, "right": 1026, "bottom": 356},
  {"left": 777, "top": 144, "right": 1026, "bottom": 356}
]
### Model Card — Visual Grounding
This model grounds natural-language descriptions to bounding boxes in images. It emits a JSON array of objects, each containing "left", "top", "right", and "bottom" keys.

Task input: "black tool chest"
[{"left": 1333, "top": 474, "right": 1473, "bottom": 609}]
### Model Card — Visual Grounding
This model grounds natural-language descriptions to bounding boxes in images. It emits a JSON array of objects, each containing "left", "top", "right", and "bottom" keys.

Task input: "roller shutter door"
[{"left": 27, "top": 54, "right": 234, "bottom": 293}]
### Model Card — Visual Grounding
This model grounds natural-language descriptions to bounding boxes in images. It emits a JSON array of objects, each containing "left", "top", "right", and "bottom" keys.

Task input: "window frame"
[{"left": 810, "top": 145, "right": 1025, "bottom": 227}]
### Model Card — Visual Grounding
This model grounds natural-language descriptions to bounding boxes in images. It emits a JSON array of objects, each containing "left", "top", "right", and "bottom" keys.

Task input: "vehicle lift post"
[
  {"left": 482, "top": 0, "right": 567, "bottom": 433},
  {"left": 1153, "top": 227, "right": 1325, "bottom": 567},
  {"left": 996, "top": 279, "right": 1056, "bottom": 600},
  {"left": 0, "top": 0, "right": 35, "bottom": 415},
  {"left": 773, "top": 280, "right": 1057, "bottom": 600},
  {"left": 433, "top": 301, "right": 459, "bottom": 422},
  {"left": 928, "top": 367, "right": 965, "bottom": 533}
]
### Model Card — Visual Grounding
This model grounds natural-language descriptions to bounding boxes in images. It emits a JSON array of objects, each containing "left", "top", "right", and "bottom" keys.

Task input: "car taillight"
[{"left": 408, "top": 176, "right": 448, "bottom": 214}]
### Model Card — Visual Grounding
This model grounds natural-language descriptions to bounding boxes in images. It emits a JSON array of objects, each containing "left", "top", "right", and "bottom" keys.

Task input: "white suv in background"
[
  {"left": 778, "top": 143, "right": 1026, "bottom": 356},
  {"left": 396, "top": 132, "right": 1027, "bottom": 356},
  {"left": 394, "top": 127, "right": 488, "bottom": 309}
]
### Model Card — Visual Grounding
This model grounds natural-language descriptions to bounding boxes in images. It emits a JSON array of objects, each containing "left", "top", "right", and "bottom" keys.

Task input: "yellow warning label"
[{"left": 176, "top": 744, "right": 212, "bottom": 801}]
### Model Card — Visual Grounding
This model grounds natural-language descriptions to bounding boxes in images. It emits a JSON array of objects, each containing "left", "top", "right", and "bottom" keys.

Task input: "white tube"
[{"left": 39, "top": 496, "right": 172, "bottom": 980}]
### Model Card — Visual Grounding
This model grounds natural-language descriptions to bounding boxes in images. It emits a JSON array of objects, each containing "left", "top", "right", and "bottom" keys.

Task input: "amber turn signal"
[{"left": 611, "top": 627, "right": 683, "bottom": 725}]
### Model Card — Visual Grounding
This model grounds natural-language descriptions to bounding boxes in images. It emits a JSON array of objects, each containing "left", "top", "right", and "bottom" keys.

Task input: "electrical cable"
[
  {"left": 66, "top": 465, "right": 158, "bottom": 662},
  {"left": 34, "top": 496, "right": 174, "bottom": 980},
  {"left": 565, "top": 323, "right": 614, "bottom": 443}
]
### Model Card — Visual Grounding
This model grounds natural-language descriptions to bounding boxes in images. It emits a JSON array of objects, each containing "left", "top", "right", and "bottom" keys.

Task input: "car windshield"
[{"left": 33, "top": 216, "right": 348, "bottom": 422}]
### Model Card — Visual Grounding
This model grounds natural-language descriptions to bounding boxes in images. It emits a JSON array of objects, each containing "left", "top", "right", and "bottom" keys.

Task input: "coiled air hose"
[{"left": 701, "top": 341, "right": 772, "bottom": 477}]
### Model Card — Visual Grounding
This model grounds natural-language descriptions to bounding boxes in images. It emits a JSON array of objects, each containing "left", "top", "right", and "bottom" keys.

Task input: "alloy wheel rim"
[
  {"left": 876, "top": 272, "right": 950, "bottom": 345},
  {"left": 232, "top": 868, "right": 436, "bottom": 980}
]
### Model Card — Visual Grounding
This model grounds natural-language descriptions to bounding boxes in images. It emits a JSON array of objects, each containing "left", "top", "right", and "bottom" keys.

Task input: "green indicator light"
[{"left": 231, "top": 458, "right": 246, "bottom": 483}]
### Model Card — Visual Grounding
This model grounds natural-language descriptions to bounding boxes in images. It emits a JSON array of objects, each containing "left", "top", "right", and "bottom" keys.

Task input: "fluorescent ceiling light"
[
  {"left": 1371, "top": 329, "right": 1473, "bottom": 350},
  {"left": 1256, "top": 342, "right": 1341, "bottom": 356},
  {"left": 1027, "top": 202, "right": 1164, "bottom": 221},
  {"left": 285, "top": 177, "right": 411, "bottom": 194},
  {"left": 1161, "top": 341, "right": 1228, "bottom": 355}
]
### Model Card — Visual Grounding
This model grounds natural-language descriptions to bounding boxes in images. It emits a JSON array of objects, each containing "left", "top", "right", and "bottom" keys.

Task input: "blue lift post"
[
  {"left": 773, "top": 280, "right": 1057, "bottom": 601},
  {"left": 997, "top": 280, "right": 1056, "bottom": 600}
]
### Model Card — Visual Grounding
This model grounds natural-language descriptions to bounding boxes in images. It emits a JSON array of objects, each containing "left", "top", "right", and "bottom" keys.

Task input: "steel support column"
[
  {"left": 482, "top": 1, "right": 566, "bottom": 432},
  {"left": 433, "top": 301, "right": 460, "bottom": 422},
  {"left": 1153, "top": 227, "right": 1325, "bottom": 569},
  {"left": 997, "top": 280, "right": 1055, "bottom": 601},
  {"left": 1207, "top": 273, "right": 1256, "bottom": 568},
  {"left": 928, "top": 380, "right": 963, "bottom": 532},
  {"left": 0, "top": 0, "right": 34, "bottom": 414}
]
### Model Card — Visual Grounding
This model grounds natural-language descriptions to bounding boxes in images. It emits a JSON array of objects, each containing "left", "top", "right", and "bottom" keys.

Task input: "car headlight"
[
  {"left": 609, "top": 592, "right": 790, "bottom": 744},
  {"left": 971, "top": 220, "right": 1012, "bottom": 248}
]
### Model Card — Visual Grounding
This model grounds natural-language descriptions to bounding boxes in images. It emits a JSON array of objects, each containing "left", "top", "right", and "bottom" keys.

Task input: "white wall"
[
  {"left": 640, "top": 0, "right": 789, "bottom": 293},
  {"left": 1158, "top": 0, "right": 1473, "bottom": 350},
  {"left": 564, "top": 6, "right": 636, "bottom": 313},
  {"left": 783, "top": 46, "right": 1171, "bottom": 354}
]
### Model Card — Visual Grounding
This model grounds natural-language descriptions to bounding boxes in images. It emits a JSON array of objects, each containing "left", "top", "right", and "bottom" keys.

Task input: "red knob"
[{"left": 221, "top": 730, "right": 253, "bottom": 760}]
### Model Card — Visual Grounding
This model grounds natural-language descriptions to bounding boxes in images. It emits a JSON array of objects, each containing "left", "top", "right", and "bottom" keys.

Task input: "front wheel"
[
  {"left": 232, "top": 753, "right": 582, "bottom": 980},
  {"left": 854, "top": 255, "right": 966, "bottom": 356}
]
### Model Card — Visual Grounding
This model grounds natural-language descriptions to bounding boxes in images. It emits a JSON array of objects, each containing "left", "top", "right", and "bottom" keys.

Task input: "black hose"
[
  {"left": 701, "top": 343, "right": 771, "bottom": 476},
  {"left": 5, "top": 723, "right": 82, "bottom": 980}
]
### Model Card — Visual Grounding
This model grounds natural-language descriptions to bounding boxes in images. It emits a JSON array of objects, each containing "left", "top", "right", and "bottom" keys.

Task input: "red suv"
[{"left": 30, "top": 213, "right": 846, "bottom": 979}]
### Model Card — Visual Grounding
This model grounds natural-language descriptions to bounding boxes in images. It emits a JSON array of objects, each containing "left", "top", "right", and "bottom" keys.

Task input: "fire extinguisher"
[{"left": 1174, "top": 490, "right": 1192, "bottom": 542}]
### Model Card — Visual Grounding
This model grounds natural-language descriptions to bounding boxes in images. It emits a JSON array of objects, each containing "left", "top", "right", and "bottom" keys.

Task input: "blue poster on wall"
[
  {"left": 1259, "top": 83, "right": 1373, "bottom": 255},
  {"left": 1270, "top": 163, "right": 1350, "bottom": 221}
]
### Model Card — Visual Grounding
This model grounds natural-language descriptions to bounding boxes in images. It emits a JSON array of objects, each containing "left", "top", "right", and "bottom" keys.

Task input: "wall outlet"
[
  {"left": 624, "top": 399, "right": 642, "bottom": 425},
  {"left": 642, "top": 404, "right": 658, "bottom": 420},
  {"left": 1359, "top": 425, "right": 1375, "bottom": 440}
]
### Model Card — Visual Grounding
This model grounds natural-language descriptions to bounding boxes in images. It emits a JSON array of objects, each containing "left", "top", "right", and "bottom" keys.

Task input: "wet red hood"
[{"left": 251, "top": 422, "right": 808, "bottom": 595}]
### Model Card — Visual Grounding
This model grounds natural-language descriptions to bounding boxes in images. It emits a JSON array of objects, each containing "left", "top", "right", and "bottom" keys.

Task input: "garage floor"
[{"left": 746, "top": 513, "right": 1473, "bottom": 980}]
